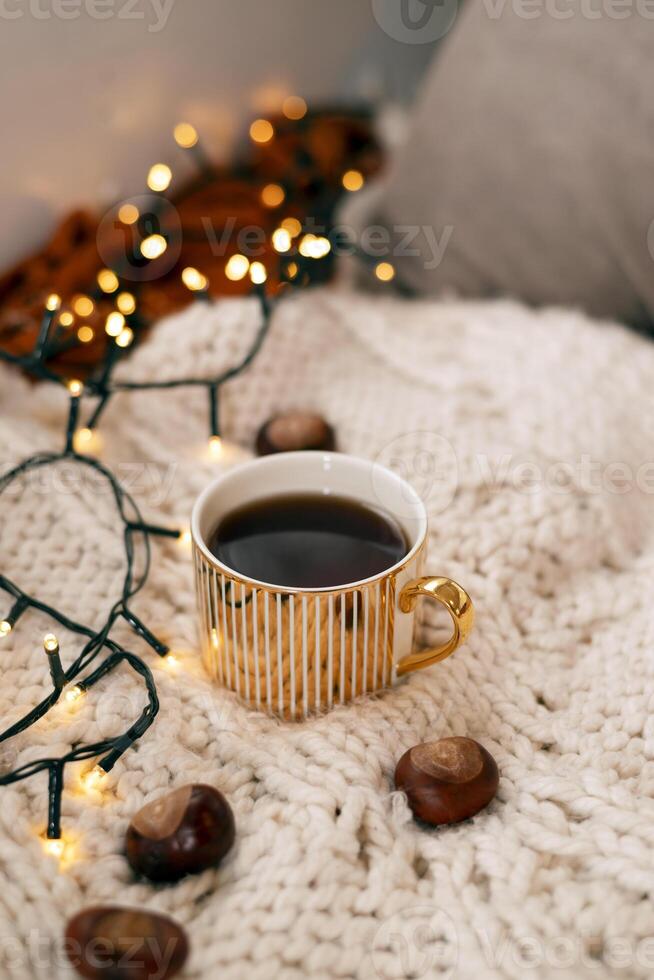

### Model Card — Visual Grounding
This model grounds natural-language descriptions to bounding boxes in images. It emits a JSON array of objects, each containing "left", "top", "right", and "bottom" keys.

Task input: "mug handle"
[{"left": 395, "top": 576, "right": 474, "bottom": 677}]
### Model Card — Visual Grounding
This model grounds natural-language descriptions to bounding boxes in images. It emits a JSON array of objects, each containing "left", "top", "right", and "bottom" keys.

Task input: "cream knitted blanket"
[{"left": 1, "top": 289, "right": 653, "bottom": 980}]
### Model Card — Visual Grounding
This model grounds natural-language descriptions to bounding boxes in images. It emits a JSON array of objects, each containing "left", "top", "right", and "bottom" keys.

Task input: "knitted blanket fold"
[{"left": 1, "top": 288, "right": 653, "bottom": 980}]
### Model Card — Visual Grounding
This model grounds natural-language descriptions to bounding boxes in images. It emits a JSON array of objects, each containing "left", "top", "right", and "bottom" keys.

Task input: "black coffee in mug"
[{"left": 209, "top": 493, "right": 408, "bottom": 589}]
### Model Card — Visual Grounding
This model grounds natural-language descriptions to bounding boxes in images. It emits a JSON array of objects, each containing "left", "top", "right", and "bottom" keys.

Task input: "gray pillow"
[{"left": 357, "top": 2, "right": 654, "bottom": 329}]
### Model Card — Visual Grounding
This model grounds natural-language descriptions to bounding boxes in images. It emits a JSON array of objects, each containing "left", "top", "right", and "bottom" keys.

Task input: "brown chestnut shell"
[
  {"left": 255, "top": 411, "right": 336, "bottom": 455},
  {"left": 394, "top": 737, "right": 499, "bottom": 826},
  {"left": 64, "top": 905, "right": 188, "bottom": 980},
  {"left": 125, "top": 783, "right": 235, "bottom": 883}
]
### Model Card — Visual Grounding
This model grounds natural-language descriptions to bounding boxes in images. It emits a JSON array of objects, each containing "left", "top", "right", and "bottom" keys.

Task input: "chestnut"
[
  {"left": 125, "top": 784, "right": 235, "bottom": 883},
  {"left": 394, "top": 737, "right": 499, "bottom": 826},
  {"left": 256, "top": 411, "right": 336, "bottom": 455},
  {"left": 64, "top": 906, "right": 188, "bottom": 980}
]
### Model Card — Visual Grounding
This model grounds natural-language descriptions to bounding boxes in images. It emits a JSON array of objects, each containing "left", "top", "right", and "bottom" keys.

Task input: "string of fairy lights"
[
  {"left": 0, "top": 104, "right": 397, "bottom": 864},
  {"left": 0, "top": 281, "right": 274, "bottom": 861}
]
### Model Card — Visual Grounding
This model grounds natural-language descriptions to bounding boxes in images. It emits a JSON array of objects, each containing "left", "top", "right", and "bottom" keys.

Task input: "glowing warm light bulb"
[
  {"left": 342, "top": 169, "right": 365, "bottom": 192},
  {"left": 116, "top": 292, "right": 136, "bottom": 315},
  {"left": 209, "top": 436, "right": 223, "bottom": 458},
  {"left": 261, "top": 183, "right": 285, "bottom": 208},
  {"left": 82, "top": 765, "right": 105, "bottom": 791},
  {"left": 317, "top": 237, "right": 332, "bottom": 257},
  {"left": 163, "top": 653, "right": 180, "bottom": 670},
  {"left": 73, "top": 427, "right": 101, "bottom": 454},
  {"left": 115, "top": 327, "right": 134, "bottom": 349},
  {"left": 118, "top": 203, "right": 140, "bottom": 225},
  {"left": 249, "top": 261, "right": 267, "bottom": 284},
  {"left": 140, "top": 235, "right": 167, "bottom": 260},
  {"left": 298, "top": 235, "right": 314, "bottom": 258},
  {"left": 77, "top": 326, "right": 94, "bottom": 344},
  {"left": 282, "top": 95, "right": 307, "bottom": 120},
  {"left": 67, "top": 380, "right": 83, "bottom": 397},
  {"left": 73, "top": 295, "right": 94, "bottom": 317},
  {"left": 65, "top": 685, "right": 84, "bottom": 704},
  {"left": 97, "top": 269, "right": 119, "bottom": 293},
  {"left": 250, "top": 118, "right": 274, "bottom": 144},
  {"left": 281, "top": 217, "right": 302, "bottom": 238},
  {"left": 43, "top": 837, "right": 64, "bottom": 858},
  {"left": 177, "top": 529, "right": 192, "bottom": 548},
  {"left": 43, "top": 633, "right": 59, "bottom": 654},
  {"left": 272, "top": 228, "right": 291, "bottom": 254},
  {"left": 147, "top": 163, "right": 173, "bottom": 192},
  {"left": 59, "top": 311, "right": 74, "bottom": 328},
  {"left": 225, "top": 254, "right": 250, "bottom": 281},
  {"left": 286, "top": 261, "right": 299, "bottom": 280},
  {"left": 76, "top": 427, "right": 92, "bottom": 447},
  {"left": 0, "top": 620, "right": 12, "bottom": 638},
  {"left": 46, "top": 294, "right": 61, "bottom": 312},
  {"left": 181, "top": 267, "right": 208, "bottom": 292},
  {"left": 299, "top": 234, "right": 331, "bottom": 259},
  {"left": 174, "top": 122, "right": 199, "bottom": 148},
  {"left": 105, "top": 311, "right": 125, "bottom": 337},
  {"left": 42, "top": 835, "right": 76, "bottom": 867},
  {"left": 375, "top": 261, "right": 396, "bottom": 282}
]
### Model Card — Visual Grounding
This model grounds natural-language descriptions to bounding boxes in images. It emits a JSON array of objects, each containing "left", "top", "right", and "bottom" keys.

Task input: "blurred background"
[
  {"left": 1, "top": 0, "right": 651, "bottom": 369},
  {"left": 0, "top": 0, "right": 436, "bottom": 269}
]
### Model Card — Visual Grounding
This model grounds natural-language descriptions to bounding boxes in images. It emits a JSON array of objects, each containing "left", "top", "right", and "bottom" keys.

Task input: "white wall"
[{"left": 0, "top": 0, "right": 431, "bottom": 269}]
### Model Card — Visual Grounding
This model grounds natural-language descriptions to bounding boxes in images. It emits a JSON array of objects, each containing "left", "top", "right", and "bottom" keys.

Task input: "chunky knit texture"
[{"left": 1, "top": 289, "right": 653, "bottom": 979}]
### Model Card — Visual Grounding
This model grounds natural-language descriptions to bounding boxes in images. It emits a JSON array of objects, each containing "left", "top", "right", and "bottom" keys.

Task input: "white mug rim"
[{"left": 191, "top": 451, "right": 428, "bottom": 594}]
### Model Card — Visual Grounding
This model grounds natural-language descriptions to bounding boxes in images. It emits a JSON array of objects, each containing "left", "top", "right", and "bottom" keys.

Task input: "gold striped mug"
[{"left": 192, "top": 451, "right": 474, "bottom": 719}]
